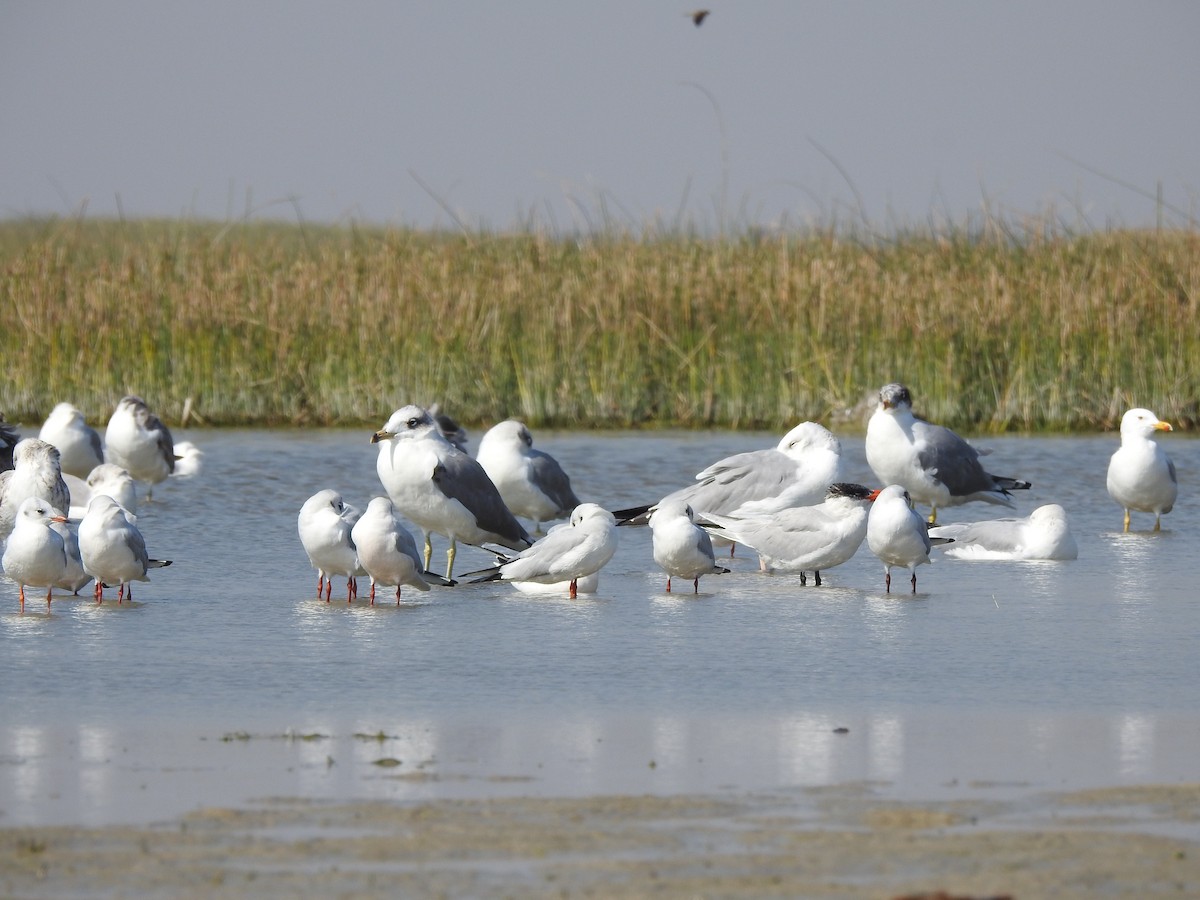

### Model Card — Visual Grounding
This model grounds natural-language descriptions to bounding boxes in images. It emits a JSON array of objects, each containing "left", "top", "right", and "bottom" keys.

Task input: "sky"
[{"left": 2, "top": 1, "right": 1198, "bottom": 233}]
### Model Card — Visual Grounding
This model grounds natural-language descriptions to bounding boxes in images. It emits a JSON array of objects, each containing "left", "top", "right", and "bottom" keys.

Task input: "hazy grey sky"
[{"left": 2, "top": 1, "right": 1197, "bottom": 232}]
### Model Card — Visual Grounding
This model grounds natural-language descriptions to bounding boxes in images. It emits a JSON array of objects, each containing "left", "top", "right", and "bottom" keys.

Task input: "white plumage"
[
  {"left": 2, "top": 497, "right": 69, "bottom": 611},
  {"left": 1106, "top": 408, "right": 1177, "bottom": 532},
  {"left": 297, "top": 489, "right": 365, "bottom": 602},
  {"left": 350, "top": 496, "right": 433, "bottom": 605},
  {"left": 648, "top": 498, "right": 728, "bottom": 593}
]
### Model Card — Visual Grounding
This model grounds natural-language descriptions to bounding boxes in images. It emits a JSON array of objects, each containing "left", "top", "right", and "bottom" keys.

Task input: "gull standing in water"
[
  {"left": 39, "top": 402, "right": 104, "bottom": 479},
  {"left": 351, "top": 497, "right": 451, "bottom": 605},
  {"left": 0, "top": 439, "right": 71, "bottom": 541},
  {"left": 705, "top": 483, "right": 879, "bottom": 585},
  {"left": 647, "top": 499, "right": 729, "bottom": 593},
  {"left": 2, "top": 498, "right": 68, "bottom": 611},
  {"left": 476, "top": 419, "right": 581, "bottom": 534},
  {"left": 104, "top": 396, "right": 175, "bottom": 497},
  {"left": 50, "top": 515, "right": 92, "bottom": 595},
  {"left": 865, "top": 383, "right": 1030, "bottom": 523},
  {"left": 1106, "top": 408, "right": 1177, "bottom": 532},
  {"left": 930, "top": 504, "right": 1078, "bottom": 561},
  {"left": 467, "top": 503, "right": 618, "bottom": 599},
  {"left": 78, "top": 495, "right": 171, "bottom": 603},
  {"left": 867, "top": 484, "right": 946, "bottom": 593},
  {"left": 298, "top": 489, "right": 365, "bottom": 602},
  {"left": 372, "top": 406, "right": 531, "bottom": 579},
  {"left": 614, "top": 421, "right": 843, "bottom": 561}
]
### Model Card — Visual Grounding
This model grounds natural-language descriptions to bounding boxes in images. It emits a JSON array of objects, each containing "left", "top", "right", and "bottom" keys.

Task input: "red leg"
[
  {"left": 324, "top": 578, "right": 331, "bottom": 602},
  {"left": 666, "top": 577, "right": 672, "bottom": 593},
  {"left": 395, "top": 586, "right": 402, "bottom": 606},
  {"left": 317, "top": 573, "right": 324, "bottom": 599},
  {"left": 885, "top": 571, "right": 891, "bottom": 593},
  {"left": 19, "top": 585, "right": 25, "bottom": 612},
  {"left": 569, "top": 578, "right": 578, "bottom": 599}
]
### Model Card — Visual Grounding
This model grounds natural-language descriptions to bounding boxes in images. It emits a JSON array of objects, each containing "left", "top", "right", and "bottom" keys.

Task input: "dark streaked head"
[
  {"left": 878, "top": 383, "right": 913, "bottom": 411},
  {"left": 826, "top": 482, "right": 881, "bottom": 503}
]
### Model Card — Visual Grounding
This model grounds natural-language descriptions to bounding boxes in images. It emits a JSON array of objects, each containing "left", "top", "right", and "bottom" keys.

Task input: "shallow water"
[{"left": 1, "top": 428, "right": 1198, "bottom": 825}]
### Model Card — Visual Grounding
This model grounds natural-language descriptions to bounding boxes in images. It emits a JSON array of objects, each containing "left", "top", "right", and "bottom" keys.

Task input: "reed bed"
[{"left": 1, "top": 216, "right": 1197, "bottom": 432}]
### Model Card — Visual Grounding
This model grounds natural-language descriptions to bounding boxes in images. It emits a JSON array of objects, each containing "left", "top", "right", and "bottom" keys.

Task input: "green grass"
[{"left": 1, "top": 216, "right": 1197, "bottom": 432}]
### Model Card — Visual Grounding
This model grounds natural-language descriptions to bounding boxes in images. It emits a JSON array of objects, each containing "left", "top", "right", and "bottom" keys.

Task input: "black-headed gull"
[
  {"left": 50, "top": 516, "right": 92, "bottom": 595},
  {"left": 79, "top": 495, "right": 171, "bottom": 603},
  {"left": 468, "top": 503, "right": 617, "bottom": 599},
  {"left": 1106, "top": 408, "right": 1177, "bottom": 532},
  {"left": 0, "top": 438, "right": 72, "bottom": 541},
  {"left": 2, "top": 498, "right": 68, "bottom": 611},
  {"left": 705, "top": 483, "right": 879, "bottom": 585},
  {"left": 104, "top": 396, "right": 175, "bottom": 496},
  {"left": 297, "top": 489, "right": 365, "bottom": 602},
  {"left": 38, "top": 402, "right": 104, "bottom": 480},
  {"left": 929, "top": 504, "right": 1078, "bottom": 560},
  {"left": 476, "top": 419, "right": 581, "bottom": 534},
  {"left": 648, "top": 498, "right": 729, "bottom": 593},
  {"left": 372, "top": 405, "right": 531, "bottom": 579},
  {"left": 350, "top": 496, "right": 449, "bottom": 605},
  {"left": 865, "top": 383, "right": 1030, "bottom": 523},
  {"left": 867, "top": 484, "right": 946, "bottom": 593}
]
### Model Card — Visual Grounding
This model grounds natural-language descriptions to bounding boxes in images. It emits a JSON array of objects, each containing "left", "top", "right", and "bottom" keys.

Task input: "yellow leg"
[
  {"left": 446, "top": 540, "right": 457, "bottom": 581},
  {"left": 1123, "top": 509, "right": 1131, "bottom": 533},
  {"left": 927, "top": 506, "right": 938, "bottom": 525},
  {"left": 423, "top": 533, "right": 433, "bottom": 572},
  {"left": 1153, "top": 513, "right": 1162, "bottom": 532}
]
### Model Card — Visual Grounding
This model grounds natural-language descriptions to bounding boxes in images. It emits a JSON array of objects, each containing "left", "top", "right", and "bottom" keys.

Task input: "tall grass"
[{"left": 1, "top": 216, "right": 1197, "bottom": 431}]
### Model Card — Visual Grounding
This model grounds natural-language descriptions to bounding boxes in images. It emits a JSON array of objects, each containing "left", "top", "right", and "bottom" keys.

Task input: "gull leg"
[
  {"left": 910, "top": 572, "right": 917, "bottom": 593},
  {"left": 1123, "top": 509, "right": 1131, "bottom": 533},
  {"left": 446, "top": 541, "right": 457, "bottom": 581},
  {"left": 927, "top": 506, "right": 939, "bottom": 525},
  {"left": 666, "top": 577, "right": 673, "bottom": 593},
  {"left": 729, "top": 543, "right": 736, "bottom": 559},
  {"left": 814, "top": 571, "right": 822, "bottom": 587},
  {"left": 317, "top": 573, "right": 324, "bottom": 599},
  {"left": 18, "top": 585, "right": 25, "bottom": 612},
  {"left": 692, "top": 577, "right": 699, "bottom": 593},
  {"left": 324, "top": 578, "right": 331, "bottom": 602},
  {"left": 370, "top": 581, "right": 376, "bottom": 605},
  {"left": 423, "top": 533, "right": 433, "bottom": 573},
  {"left": 1154, "top": 513, "right": 1162, "bottom": 532},
  {"left": 885, "top": 570, "right": 892, "bottom": 593},
  {"left": 569, "top": 578, "right": 578, "bottom": 600},
  {"left": 395, "top": 586, "right": 402, "bottom": 606},
  {"left": 799, "top": 572, "right": 807, "bottom": 586},
  {"left": 46, "top": 588, "right": 53, "bottom": 610}
]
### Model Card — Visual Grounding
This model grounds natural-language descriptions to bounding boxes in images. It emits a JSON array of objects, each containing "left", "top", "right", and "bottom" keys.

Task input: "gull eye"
[{"left": 407, "top": 417, "right": 419, "bottom": 429}]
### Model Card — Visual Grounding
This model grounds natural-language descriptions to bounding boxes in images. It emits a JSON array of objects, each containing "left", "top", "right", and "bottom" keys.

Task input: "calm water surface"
[{"left": 1, "top": 427, "right": 1197, "bottom": 824}]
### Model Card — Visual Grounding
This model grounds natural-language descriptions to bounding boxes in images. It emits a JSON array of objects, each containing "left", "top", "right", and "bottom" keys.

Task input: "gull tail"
[
  {"left": 422, "top": 569, "right": 457, "bottom": 587},
  {"left": 993, "top": 477, "right": 1031, "bottom": 494},
  {"left": 148, "top": 559, "right": 172, "bottom": 569},
  {"left": 612, "top": 503, "right": 653, "bottom": 526}
]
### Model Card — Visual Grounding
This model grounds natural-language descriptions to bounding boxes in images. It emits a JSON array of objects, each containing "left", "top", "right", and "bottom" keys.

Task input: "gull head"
[
  {"left": 1119, "top": 408, "right": 1173, "bottom": 439},
  {"left": 878, "top": 383, "right": 913, "bottom": 412},
  {"left": 372, "top": 405, "right": 440, "bottom": 445}
]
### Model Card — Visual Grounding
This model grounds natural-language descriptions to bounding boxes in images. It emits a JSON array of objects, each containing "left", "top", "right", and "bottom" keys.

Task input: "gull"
[
  {"left": 467, "top": 503, "right": 618, "bottom": 599},
  {"left": 428, "top": 403, "right": 470, "bottom": 452},
  {"left": 86, "top": 463, "right": 139, "bottom": 515},
  {"left": 38, "top": 402, "right": 104, "bottom": 479},
  {"left": 648, "top": 499, "right": 729, "bottom": 593},
  {"left": 298, "top": 489, "right": 365, "bottom": 602},
  {"left": 0, "top": 413, "right": 20, "bottom": 471},
  {"left": 104, "top": 395, "right": 175, "bottom": 496},
  {"left": 2, "top": 498, "right": 68, "bottom": 611},
  {"left": 79, "top": 495, "right": 171, "bottom": 603},
  {"left": 476, "top": 419, "right": 581, "bottom": 534},
  {"left": 1106, "top": 408, "right": 1177, "bottom": 532},
  {"left": 705, "top": 483, "right": 880, "bottom": 585},
  {"left": 171, "top": 441, "right": 203, "bottom": 477},
  {"left": 0, "top": 438, "right": 72, "bottom": 541},
  {"left": 867, "top": 484, "right": 948, "bottom": 593},
  {"left": 372, "top": 405, "right": 531, "bottom": 579},
  {"left": 865, "top": 383, "right": 1030, "bottom": 523},
  {"left": 351, "top": 497, "right": 451, "bottom": 605},
  {"left": 930, "top": 504, "right": 1078, "bottom": 561},
  {"left": 614, "top": 422, "right": 844, "bottom": 559}
]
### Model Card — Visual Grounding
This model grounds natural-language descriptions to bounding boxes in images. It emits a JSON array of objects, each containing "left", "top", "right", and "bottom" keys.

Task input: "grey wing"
[
  {"left": 679, "top": 451, "right": 793, "bottom": 514},
  {"left": 694, "top": 526, "right": 717, "bottom": 563},
  {"left": 1168, "top": 457, "right": 1178, "bottom": 486},
  {"left": 124, "top": 523, "right": 153, "bottom": 572},
  {"left": 913, "top": 422, "right": 996, "bottom": 494},
  {"left": 528, "top": 450, "right": 581, "bottom": 513},
  {"left": 52, "top": 476, "right": 71, "bottom": 516},
  {"left": 939, "top": 519, "right": 1025, "bottom": 552},
  {"left": 432, "top": 451, "right": 530, "bottom": 545},
  {"left": 87, "top": 427, "right": 104, "bottom": 463},
  {"left": 137, "top": 405, "right": 176, "bottom": 473}
]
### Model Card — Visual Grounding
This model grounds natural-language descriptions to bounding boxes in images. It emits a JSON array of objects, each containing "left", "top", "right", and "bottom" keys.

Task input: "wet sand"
[{"left": 2, "top": 782, "right": 1199, "bottom": 898}]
